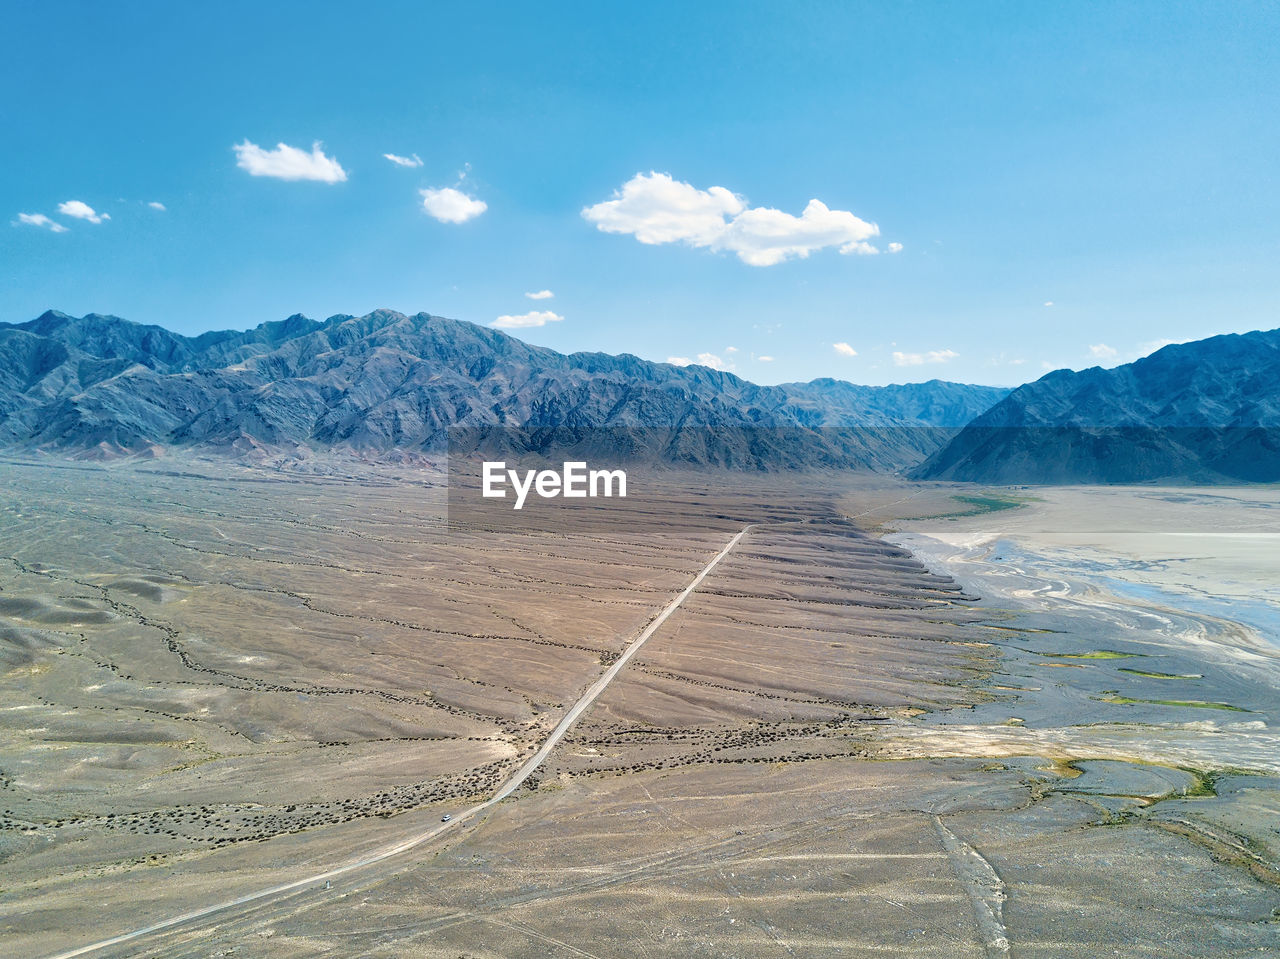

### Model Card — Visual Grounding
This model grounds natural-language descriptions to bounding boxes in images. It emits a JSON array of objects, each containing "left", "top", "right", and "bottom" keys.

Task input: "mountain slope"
[
  {"left": 915, "top": 328, "right": 1280, "bottom": 483},
  {"left": 0, "top": 310, "right": 1009, "bottom": 468}
]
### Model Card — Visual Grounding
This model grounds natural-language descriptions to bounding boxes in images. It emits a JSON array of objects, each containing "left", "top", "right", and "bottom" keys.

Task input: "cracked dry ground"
[{"left": 1, "top": 460, "right": 1278, "bottom": 958}]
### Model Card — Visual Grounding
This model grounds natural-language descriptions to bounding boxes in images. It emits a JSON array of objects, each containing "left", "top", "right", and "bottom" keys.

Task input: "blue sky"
[{"left": 4, "top": 1, "right": 1278, "bottom": 386}]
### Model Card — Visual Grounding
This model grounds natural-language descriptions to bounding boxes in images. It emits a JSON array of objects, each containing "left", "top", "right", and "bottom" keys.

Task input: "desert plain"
[{"left": 1, "top": 458, "right": 1278, "bottom": 957}]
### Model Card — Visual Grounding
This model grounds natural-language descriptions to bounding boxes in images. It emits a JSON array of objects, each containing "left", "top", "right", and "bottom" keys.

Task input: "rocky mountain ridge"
[
  {"left": 0, "top": 310, "right": 1009, "bottom": 468},
  {"left": 915, "top": 328, "right": 1280, "bottom": 483}
]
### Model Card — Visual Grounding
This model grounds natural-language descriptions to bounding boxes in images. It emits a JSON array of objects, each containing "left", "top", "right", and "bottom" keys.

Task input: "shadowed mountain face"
[
  {"left": 915, "top": 328, "right": 1280, "bottom": 483},
  {"left": 0, "top": 310, "right": 1009, "bottom": 467}
]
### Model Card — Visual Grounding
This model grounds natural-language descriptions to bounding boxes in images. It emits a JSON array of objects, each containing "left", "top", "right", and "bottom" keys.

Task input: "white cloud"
[
  {"left": 758, "top": 355, "right": 774, "bottom": 362},
  {"left": 582, "top": 171, "right": 880, "bottom": 266},
  {"left": 491, "top": 310, "right": 563, "bottom": 329},
  {"left": 1139, "top": 337, "right": 1190, "bottom": 355},
  {"left": 582, "top": 172, "right": 743, "bottom": 246},
  {"left": 148, "top": 201, "right": 166, "bottom": 211},
  {"left": 420, "top": 187, "right": 487, "bottom": 223},
  {"left": 665, "top": 352, "right": 732, "bottom": 371},
  {"left": 233, "top": 140, "right": 347, "bottom": 183},
  {"left": 716, "top": 199, "right": 879, "bottom": 266},
  {"left": 696, "top": 352, "right": 733, "bottom": 371},
  {"left": 15, "top": 212, "right": 68, "bottom": 233},
  {"left": 893, "top": 349, "right": 958, "bottom": 366},
  {"left": 725, "top": 346, "right": 738, "bottom": 353},
  {"left": 384, "top": 152, "right": 423, "bottom": 168},
  {"left": 524, "top": 289, "right": 554, "bottom": 300},
  {"left": 58, "top": 200, "right": 109, "bottom": 223},
  {"left": 887, "top": 242, "right": 903, "bottom": 253},
  {"left": 833, "top": 342, "right": 858, "bottom": 357},
  {"left": 1089, "top": 343, "right": 1118, "bottom": 360},
  {"left": 1044, "top": 301, "right": 1054, "bottom": 307}
]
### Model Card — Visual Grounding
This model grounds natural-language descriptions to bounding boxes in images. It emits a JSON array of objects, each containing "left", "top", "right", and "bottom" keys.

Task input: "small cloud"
[
  {"left": 420, "top": 187, "right": 487, "bottom": 223},
  {"left": 57, "top": 200, "right": 109, "bottom": 224},
  {"left": 887, "top": 242, "right": 903, "bottom": 253},
  {"left": 987, "top": 353, "right": 1027, "bottom": 367},
  {"left": 524, "top": 289, "right": 554, "bottom": 300},
  {"left": 833, "top": 342, "right": 858, "bottom": 357},
  {"left": 147, "top": 201, "right": 166, "bottom": 211},
  {"left": 696, "top": 352, "right": 733, "bottom": 371},
  {"left": 383, "top": 152, "right": 423, "bottom": 168},
  {"left": 758, "top": 355, "right": 774, "bottom": 362},
  {"left": 582, "top": 171, "right": 880, "bottom": 266},
  {"left": 666, "top": 352, "right": 732, "bottom": 371},
  {"left": 233, "top": 140, "right": 347, "bottom": 183},
  {"left": 1139, "top": 337, "right": 1190, "bottom": 355},
  {"left": 491, "top": 310, "right": 563, "bottom": 329},
  {"left": 725, "top": 346, "right": 738, "bottom": 353},
  {"left": 1044, "top": 301, "right": 1054, "bottom": 307},
  {"left": 14, "top": 212, "right": 68, "bottom": 232},
  {"left": 1089, "top": 343, "right": 1118, "bottom": 360},
  {"left": 893, "top": 349, "right": 958, "bottom": 366}
]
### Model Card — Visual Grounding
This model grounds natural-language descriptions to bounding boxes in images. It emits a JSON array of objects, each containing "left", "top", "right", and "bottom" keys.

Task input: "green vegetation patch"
[
  {"left": 1118, "top": 667, "right": 1203, "bottom": 680},
  {"left": 1035, "top": 649, "right": 1137, "bottom": 660},
  {"left": 952, "top": 493, "right": 1029, "bottom": 515},
  {"left": 1096, "top": 696, "right": 1249, "bottom": 712},
  {"left": 915, "top": 490, "right": 1040, "bottom": 521}
]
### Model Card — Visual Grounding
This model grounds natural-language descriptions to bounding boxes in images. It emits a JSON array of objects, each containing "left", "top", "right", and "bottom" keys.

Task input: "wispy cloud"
[
  {"left": 893, "top": 349, "right": 958, "bottom": 366},
  {"left": 758, "top": 355, "right": 775, "bottom": 362},
  {"left": 420, "top": 187, "right": 487, "bottom": 223},
  {"left": 887, "top": 242, "right": 903, "bottom": 253},
  {"left": 987, "top": 352, "right": 1026, "bottom": 367},
  {"left": 383, "top": 152, "right": 423, "bottom": 168},
  {"left": 1139, "top": 337, "right": 1190, "bottom": 355},
  {"left": 582, "top": 172, "right": 880, "bottom": 266},
  {"left": 665, "top": 352, "right": 733, "bottom": 371},
  {"left": 14, "top": 212, "right": 68, "bottom": 232},
  {"left": 148, "top": 201, "right": 166, "bottom": 211},
  {"left": 833, "top": 342, "right": 858, "bottom": 357},
  {"left": 234, "top": 140, "right": 348, "bottom": 183},
  {"left": 524, "top": 289, "right": 554, "bottom": 300},
  {"left": 492, "top": 310, "right": 563, "bottom": 329},
  {"left": 58, "top": 200, "right": 109, "bottom": 223},
  {"left": 1088, "top": 343, "right": 1118, "bottom": 360}
]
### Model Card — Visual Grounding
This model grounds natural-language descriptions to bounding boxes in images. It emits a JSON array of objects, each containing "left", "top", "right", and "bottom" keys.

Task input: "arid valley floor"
[{"left": 1, "top": 459, "right": 1278, "bottom": 957}]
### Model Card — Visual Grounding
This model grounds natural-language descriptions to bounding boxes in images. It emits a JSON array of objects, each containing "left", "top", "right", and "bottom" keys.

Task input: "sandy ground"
[{"left": 2, "top": 462, "right": 1278, "bottom": 957}]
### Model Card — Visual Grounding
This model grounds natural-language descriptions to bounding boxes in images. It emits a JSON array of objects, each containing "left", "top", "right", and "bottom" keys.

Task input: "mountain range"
[
  {"left": 0, "top": 310, "right": 1005, "bottom": 468},
  {"left": 4, "top": 310, "right": 1276, "bottom": 482}
]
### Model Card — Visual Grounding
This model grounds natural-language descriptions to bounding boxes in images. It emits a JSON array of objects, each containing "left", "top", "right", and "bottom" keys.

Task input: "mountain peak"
[{"left": 12, "top": 309, "right": 76, "bottom": 334}]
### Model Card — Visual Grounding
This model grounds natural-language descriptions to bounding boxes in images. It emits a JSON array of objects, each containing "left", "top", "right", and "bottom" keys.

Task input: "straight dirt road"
[{"left": 42, "top": 525, "right": 753, "bottom": 959}]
